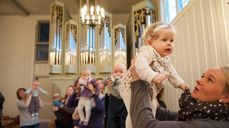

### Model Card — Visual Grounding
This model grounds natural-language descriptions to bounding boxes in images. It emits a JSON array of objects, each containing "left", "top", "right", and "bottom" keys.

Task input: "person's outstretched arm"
[
  {"left": 130, "top": 80, "right": 229, "bottom": 128},
  {"left": 130, "top": 80, "right": 157, "bottom": 128}
]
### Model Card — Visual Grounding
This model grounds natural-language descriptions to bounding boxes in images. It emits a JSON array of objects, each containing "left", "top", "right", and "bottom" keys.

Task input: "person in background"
[
  {"left": 130, "top": 66, "right": 229, "bottom": 128},
  {"left": 72, "top": 82, "right": 105, "bottom": 128},
  {"left": 96, "top": 77, "right": 107, "bottom": 128},
  {"left": 106, "top": 63, "right": 127, "bottom": 128},
  {"left": 77, "top": 69, "right": 99, "bottom": 126},
  {"left": 25, "top": 77, "right": 49, "bottom": 117},
  {"left": 52, "top": 92, "right": 63, "bottom": 107},
  {"left": 0, "top": 92, "right": 5, "bottom": 128},
  {"left": 53, "top": 85, "right": 78, "bottom": 128},
  {"left": 16, "top": 88, "right": 43, "bottom": 128}
]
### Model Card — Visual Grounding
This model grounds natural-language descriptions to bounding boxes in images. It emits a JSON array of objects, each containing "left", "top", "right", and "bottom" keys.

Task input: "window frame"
[
  {"left": 160, "top": 0, "right": 190, "bottom": 23},
  {"left": 35, "top": 20, "right": 50, "bottom": 63}
]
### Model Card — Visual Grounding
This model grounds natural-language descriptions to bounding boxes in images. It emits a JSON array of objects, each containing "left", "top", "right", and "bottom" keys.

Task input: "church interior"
[{"left": 0, "top": 0, "right": 228, "bottom": 127}]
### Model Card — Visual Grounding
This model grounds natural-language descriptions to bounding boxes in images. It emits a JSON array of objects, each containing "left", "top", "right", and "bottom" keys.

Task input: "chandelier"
[{"left": 80, "top": 0, "right": 105, "bottom": 26}]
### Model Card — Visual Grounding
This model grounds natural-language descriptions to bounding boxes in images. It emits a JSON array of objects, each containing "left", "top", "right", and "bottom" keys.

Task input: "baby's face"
[
  {"left": 83, "top": 70, "right": 91, "bottom": 79},
  {"left": 150, "top": 28, "right": 175, "bottom": 57},
  {"left": 33, "top": 82, "right": 39, "bottom": 89},
  {"left": 53, "top": 93, "right": 60, "bottom": 99},
  {"left": 113, "top": 68, "right": 125, "bottom": 79}
]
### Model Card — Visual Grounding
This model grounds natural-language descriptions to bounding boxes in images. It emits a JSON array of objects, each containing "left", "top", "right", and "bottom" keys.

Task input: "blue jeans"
[{"left": 21, "top": 123, "right": 40, "bottom": 128}]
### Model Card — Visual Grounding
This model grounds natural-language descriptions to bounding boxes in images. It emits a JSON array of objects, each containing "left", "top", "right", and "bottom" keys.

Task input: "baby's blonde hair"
[
  {"left": 142, "top": 22, "right": 176, "bottom": 45},
  {"left": 113, "top": 63, "right": 126, "bottom": 72},
  {"left": 81, "top": 68, "right": 91, "bottom": 76}
]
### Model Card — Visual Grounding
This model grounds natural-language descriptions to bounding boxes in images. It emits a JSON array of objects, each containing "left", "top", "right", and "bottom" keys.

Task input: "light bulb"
[
  {"left": 101, "top": 8, "right": 105, "bottom": 18},
  {"left": 90, "top": 5, "right": 94, "bottom": 15},
  {"left": 96, "top": 6, "right": 100, "bottom": 15}
]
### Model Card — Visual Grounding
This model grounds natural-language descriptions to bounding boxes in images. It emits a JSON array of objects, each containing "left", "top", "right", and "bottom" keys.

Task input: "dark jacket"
[
  {"left": 79, "top": 94, "right": 105, "bottom": 128},
  {"left": 54, "top": 92, "right": 79, "bottom": 127},
  {"left": 0, "top": 92, "right": 4, "bottom": 110},
  {"left": 79, "top": 79, "right": 100, "bottom": 97}
]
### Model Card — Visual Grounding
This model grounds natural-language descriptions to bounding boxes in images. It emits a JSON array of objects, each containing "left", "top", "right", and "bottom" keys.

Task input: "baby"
[
  {"left": 119, "top": 22, "right": 189, "bottom": 128},
  {"left": 26, "top": 77, "right": 49, "bottom": 116},
  {"left": 52, "top": 92, "right": 63, "bottom": 107},
  {"left": 77, "top": 69, "right": 99, "bottom": 126},
  {"left": 104, "top": 63, "right": 127, "bottom": 128}
]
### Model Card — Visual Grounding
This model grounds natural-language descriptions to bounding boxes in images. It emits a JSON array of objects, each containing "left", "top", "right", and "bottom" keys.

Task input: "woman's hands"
[
  {"left": 178, "top": 83, "right": 190, "bottom": 91},
  {"left": 88, "top": 83, "right": 96, "bottom": 94},
  {"left": 72, "top": 107, "right": 80, "bottom": 120},
  {"left": 52, "top": 106, "right": 59, "bottom": 112}
]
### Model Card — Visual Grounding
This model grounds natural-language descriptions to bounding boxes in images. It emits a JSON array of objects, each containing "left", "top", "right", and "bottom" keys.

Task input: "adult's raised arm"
[{"left": 130, "top": 80, "right": 229, "bottom": 128}]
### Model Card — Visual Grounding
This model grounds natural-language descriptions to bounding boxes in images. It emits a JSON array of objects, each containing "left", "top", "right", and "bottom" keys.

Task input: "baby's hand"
[
  {"left": 178, "top": 83, "right": 189, "bottom": 91},
  {"left": 152, "top": 74, "right": 167, "bottom": 85}
]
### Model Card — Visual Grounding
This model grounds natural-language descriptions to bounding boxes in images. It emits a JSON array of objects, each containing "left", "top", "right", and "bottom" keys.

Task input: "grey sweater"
[
  {"left": 16, "top": 100, "right": 39, "bottom": 126},
  {"left": 130, "top": 80, "right": 229, "bottom": 128}
]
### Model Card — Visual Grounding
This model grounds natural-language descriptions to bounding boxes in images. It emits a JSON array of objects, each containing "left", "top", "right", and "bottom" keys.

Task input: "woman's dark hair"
[
  {"left": 64, "top": 85, "right": 75, "bottom": 100},
  {"left": 73, "top": 77, "right": 80, "bottom": 88},
  {"left": 16, "top": 88, "right": 26, "bottom": 100}
]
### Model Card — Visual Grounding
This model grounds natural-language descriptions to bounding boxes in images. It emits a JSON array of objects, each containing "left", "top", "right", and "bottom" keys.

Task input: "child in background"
[
  {"left": 26, "top": 77, "right": 49, "bottom": 116},
  {"left": 119, "top": 22, "right": 189, "bottom": 128},
  {"left": 77, "top": 69, "right": 99, "bottom": 126},
  {"left": 52, "top": 92, "right": 63, "bottom": 107},
  {"left": 105, "top": 63, "right": 127, "bottom": 128}
]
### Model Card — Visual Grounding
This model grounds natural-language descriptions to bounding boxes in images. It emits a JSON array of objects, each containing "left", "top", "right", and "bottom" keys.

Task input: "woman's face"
[
  {"left": 19, "top": 89, "right": 26, "bottom": 100},
  {"left": 151, "top": 28, "right": 175, "bottom": 57},
  {"left": 66, "top": 86, "right": 74, "bottom": 96},
  {"left": 191, "top": 68, "right": 226, "bottom": 102}
]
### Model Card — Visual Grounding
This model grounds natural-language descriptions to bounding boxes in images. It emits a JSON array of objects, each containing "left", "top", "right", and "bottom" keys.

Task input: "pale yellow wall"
[
  {"left": 112, "top": 13, "right": 130, "bottom": 25},
  {"left": 0, "top": 14, "right": 50, "bottom": 117},
  {"left": 162, "top": 0, "right": 229, "bottom": 111}
]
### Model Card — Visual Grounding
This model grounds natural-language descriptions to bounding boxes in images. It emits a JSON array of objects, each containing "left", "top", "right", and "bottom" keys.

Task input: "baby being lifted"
[
  {"left": 119, "top": 22, "right": 189, "bottom": 128},
  {"left": 77, "top": 69, "right": 99, "bottom": 126}
]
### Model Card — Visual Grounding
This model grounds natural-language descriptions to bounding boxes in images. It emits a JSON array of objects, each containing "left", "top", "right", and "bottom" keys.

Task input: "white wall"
[{"left": 163, "top": 0, "right": 229, "bottom": 111}]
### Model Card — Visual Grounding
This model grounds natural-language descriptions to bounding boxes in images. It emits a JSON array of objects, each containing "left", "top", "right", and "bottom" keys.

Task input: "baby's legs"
[
  {"left": 28, "top": 96, "right": 39, "bottom": 115},
  {"left": 84, "top": 99, "right": 92, "bottom": 125},
  {"left": 118, "top": 70, "right": 134, "bottom": 128},
  {"left": 78, "top": 97, "right": 92, "bottom": 126},
  {"left": 33, "top": 97, "right": 40, "bottom": 113},
  {"left": 148, "top": 84, "right": 160, "bottom": 117},
  {"left": 123, "top": 92, "right": 132, "bottom": 128},
  {"left": 119, "top": 85, "right": 132, "bottom": 128},
  {"left": 78, "top": 98, "right": 86, "bottom": 123}
]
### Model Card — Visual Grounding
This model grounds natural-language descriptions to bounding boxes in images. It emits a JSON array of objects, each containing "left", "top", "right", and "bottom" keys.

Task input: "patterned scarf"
[
  {"left": 150, "top": 47, "right": 171, "bottom": 76},
  {"left": 149, "top": 47, "right": 171, "bottom": 96},
  {"left": 178, "top": 90, "right": 229, "bottom": 121}
]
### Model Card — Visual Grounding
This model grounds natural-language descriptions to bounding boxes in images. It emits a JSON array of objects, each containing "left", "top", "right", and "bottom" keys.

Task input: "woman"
[
  {"left": 53, "top": 85, "right": 78, "bottom": 128},
  {"left": 72, "top": 82, "right": 105, "bottom": 128},
  {"left": 130, "top": 66, "right": 229, "bottom": 128},
  {"left": 16, "top": 88, "right": 43, "bottom": 128}
]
